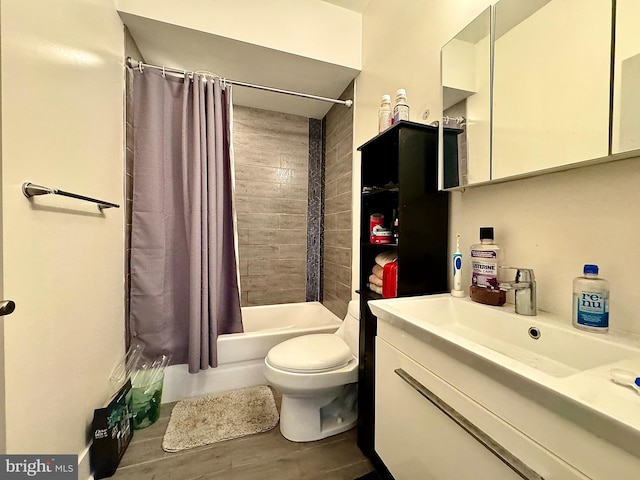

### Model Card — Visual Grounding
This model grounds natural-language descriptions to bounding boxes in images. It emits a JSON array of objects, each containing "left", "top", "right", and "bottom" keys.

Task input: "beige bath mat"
[{"left": 162, "top": 385, "right": 279, "bottom": 452}]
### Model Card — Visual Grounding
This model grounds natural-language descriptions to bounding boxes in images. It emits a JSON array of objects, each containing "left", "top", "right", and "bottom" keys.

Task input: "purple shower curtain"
[{"left": 130, "top": 68, "right": 243, "bottom": 373}]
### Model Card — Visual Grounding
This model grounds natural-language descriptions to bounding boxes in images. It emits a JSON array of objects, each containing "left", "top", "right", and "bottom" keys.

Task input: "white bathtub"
[{"left": 162, "top": 301, "right": 342, "bottom": 403}]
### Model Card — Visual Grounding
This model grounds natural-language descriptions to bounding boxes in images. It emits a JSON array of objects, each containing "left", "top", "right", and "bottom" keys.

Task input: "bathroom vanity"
[{"left": 369, "top": 295, "right": 640, "bottom": 479}]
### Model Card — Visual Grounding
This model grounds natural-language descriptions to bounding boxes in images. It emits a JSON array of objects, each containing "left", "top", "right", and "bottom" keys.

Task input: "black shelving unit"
[{"left": 357, "top": 121, "right": 449, "bottom": 464}]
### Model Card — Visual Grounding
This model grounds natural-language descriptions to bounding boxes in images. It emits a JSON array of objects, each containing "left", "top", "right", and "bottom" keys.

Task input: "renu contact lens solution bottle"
[{"left": 573, "top": 264, "right": 609, "bottom": 333}]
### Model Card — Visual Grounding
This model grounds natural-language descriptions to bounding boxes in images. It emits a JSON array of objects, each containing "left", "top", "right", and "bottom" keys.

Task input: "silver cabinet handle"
[
  {"left": 394, "top": 368, "right": 545, "bottom": 480},
  {"left": 0, "top": 300, "right": 15, "bottom": 317}
]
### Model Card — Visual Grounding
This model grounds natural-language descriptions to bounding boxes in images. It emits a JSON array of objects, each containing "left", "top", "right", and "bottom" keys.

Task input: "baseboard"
[{"left": 78, "top": 442, "right": 93, "bottom": 480}]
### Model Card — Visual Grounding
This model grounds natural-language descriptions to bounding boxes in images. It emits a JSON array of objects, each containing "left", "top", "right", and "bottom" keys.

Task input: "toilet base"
[{"left": 279, "top": 383, "right": 358, "bottom": 442}]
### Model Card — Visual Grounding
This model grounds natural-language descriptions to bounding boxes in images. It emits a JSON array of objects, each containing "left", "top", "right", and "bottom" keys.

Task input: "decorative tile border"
[{"left": 306, "top": 118, "right": 324, "bottom": 301}]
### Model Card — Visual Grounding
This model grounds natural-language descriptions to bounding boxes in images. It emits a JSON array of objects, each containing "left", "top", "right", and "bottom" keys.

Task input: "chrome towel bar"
[{"left": 22, "top": 182, "right": 120, "bottom": 210}]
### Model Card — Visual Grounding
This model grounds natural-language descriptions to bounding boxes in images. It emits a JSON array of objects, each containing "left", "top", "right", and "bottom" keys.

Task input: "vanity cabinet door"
[{"left": 375, "top": 337, "right": 590, "bottom": 480}]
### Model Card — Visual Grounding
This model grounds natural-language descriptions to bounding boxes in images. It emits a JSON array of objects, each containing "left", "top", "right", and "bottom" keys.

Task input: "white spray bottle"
[{"left": 451, "top": 234, "right": 465, "bottom": 297}]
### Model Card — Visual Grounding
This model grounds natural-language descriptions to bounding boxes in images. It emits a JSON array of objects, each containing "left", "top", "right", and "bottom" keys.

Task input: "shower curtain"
[{"left": 129, "top": 68, "right": 243, "bottom": 373}]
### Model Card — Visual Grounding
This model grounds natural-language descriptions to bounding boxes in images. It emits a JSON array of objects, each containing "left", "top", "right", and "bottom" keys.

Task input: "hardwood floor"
[{"left": 112, "top": 388, "right": 374, "bottom": 480}]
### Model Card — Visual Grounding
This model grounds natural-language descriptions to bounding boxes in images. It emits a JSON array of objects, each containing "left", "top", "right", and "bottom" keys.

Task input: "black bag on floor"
[{"left": 90, "top": 379, "right": 134, "bottom": 479}]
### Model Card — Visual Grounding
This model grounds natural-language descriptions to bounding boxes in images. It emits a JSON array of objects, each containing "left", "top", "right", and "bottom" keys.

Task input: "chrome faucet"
[{"left": 499, "top": 267, "right": 537, "bottom": 316}]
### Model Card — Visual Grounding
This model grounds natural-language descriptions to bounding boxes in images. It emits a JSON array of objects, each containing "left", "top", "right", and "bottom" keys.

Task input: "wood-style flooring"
[{"left": 112, "top": 388, "right": 374, "bottom": 480}]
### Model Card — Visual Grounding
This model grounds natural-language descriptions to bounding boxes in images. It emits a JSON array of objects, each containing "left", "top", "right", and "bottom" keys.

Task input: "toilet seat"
[{"left": 266, "top": 334, "right": 353, "bottom": 373}]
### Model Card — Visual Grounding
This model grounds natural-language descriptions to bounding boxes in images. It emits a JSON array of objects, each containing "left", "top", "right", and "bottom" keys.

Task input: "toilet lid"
[{"left": 267, "top": 334, "right": 353, "bottom": 373}]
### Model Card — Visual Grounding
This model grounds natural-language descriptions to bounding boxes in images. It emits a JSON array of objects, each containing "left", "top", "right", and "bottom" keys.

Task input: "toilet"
[{"left": 264, "top": 300, "right": 359, "bottom": 442}]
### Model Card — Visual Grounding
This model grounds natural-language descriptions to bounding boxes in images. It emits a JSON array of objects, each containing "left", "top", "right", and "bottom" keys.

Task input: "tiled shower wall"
[
  {"left": 322, "top": 82, "right": 354, "bottom": 319},
  {"left": 234, "top": 106, "right": 310, "bottom": 306}
]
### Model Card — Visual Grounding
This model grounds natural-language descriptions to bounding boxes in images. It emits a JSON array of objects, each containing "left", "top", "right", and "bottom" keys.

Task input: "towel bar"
[{"left": 22, "top": 182, "right": 120, "bottom": 210}]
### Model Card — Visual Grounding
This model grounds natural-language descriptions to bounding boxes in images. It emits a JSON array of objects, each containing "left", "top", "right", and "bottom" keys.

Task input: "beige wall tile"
[
  {"left": 336, "top": 210, "right": 352, "bottom": 230},
  {"left": 325, "top": 191, "right": 352, "bottom": 214},
  {"left": 325, "top": 229, "right": 351, "bottom": 249},
  {"left": 235, "top": 181, "right": 280, "bottom": 198},
  {"left": 241, "top": 272, "right": 306, "bottom": 291},
  {"left": 237, "top": 213, "right": 280, "bottom": 228},
  {"left": 278, "top": 244, "right": 307, "bottom": 260},
  {"left": 235, "top": 196, "right": 281, "bottom": 214},
  {"left": 336, "top": 171, "right": 352, "bottom": 196},
  {"left": 324, "top": 247, "right": 351, "bottom": 271},
  {"left": 234, "top": 105, "right": 309, "bottom": 306},
  {"left": 279, "top": 214, "right": 307, "bottom": 230},
  {"left": 239, "top": 244, "right": 280, "bottom": 260},
  {"left": 248, "top": 259, "right": 306, "bottom": 276},
  {"left": 247, "top": 229, "right": 307, "bottom": 246},
  {"left": 279, "top": 199, "right": 308, "bottom": 214},
  {"left": 323, "top": 294, "right": 349, "bottom": 319},
  {"left": 321, "top": 84, "right": 354, "bottom": 316},
  {"left": 234, "top": 164, "right": 281, "bottom": 183},
  {"left": 325, "top": 179, "right": 338, "bottom": 200},
  {"left": 324, "top": 213, "right": 337, "bottom": 231},
  {"left": 247, "top": 288, "right": 306, "bottom": 306},
  {"left": 278, "top": 182, "right": 308, "bottom": 199}
]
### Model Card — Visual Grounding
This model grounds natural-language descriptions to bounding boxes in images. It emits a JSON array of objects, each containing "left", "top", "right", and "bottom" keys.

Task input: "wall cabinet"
[
  {"left": 442, "top": 0, "right": 620, "bottom": 188},
  {"left": 356, "top": 121, "right": 448, "bottom": 460}
]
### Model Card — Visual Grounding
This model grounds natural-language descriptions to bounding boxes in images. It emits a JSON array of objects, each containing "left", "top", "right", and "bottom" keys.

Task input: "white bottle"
[
  {"left": 470, "top": 227, "right": 502, "bottom": 289},
  {"left": 573, "top": 264, "right": 609, "bottom": 333},
  {"left": 378, "top": 94, "right": 392, "bottom": 133},
  {"left": 470, "top": 227, "right": 505, "bottom": 305},
  {"left": 392, "top": 88, "right": 410, "bottom": 125}
]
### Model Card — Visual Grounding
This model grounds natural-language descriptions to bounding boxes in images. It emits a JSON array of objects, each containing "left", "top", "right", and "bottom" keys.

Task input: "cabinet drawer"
[{"left": 375, "top": 338, "right": 590, "bottom": 480}]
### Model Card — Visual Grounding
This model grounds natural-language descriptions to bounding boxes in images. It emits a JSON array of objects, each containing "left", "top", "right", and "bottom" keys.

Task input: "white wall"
[
  {"left": 116, "top": 0, "right": 362, "bottom": 70},
  {"left": 1, "top": 0, "right": 125, "bottom": 459},
  {"left": 356, "top": 0, "right": 640, "bottom": 336}
]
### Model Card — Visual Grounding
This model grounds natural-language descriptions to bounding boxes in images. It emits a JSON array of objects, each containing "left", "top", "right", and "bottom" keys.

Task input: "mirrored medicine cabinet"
[
  {"left": 441, "top": 6, "right": 492, "bottom": 187},
  {"left": 612, "top": 0, "right": 640, "bottom": 154},
  {"left": 441, "top": 0, "right": 639, "bottom": 190}
]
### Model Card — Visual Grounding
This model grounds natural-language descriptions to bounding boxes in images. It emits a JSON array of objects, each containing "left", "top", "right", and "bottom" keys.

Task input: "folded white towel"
[
  {"left": 368, "top": 283, "right": 383, "bottom": 295},
  {"left": 375, "top": 250, "right": 398, "bottom": 267},
  {"left": 369, "top": 274, "right": 383, "bottom": 287},
  {"left": 372, "top": 264, "right": 384, "bottom": 279}
]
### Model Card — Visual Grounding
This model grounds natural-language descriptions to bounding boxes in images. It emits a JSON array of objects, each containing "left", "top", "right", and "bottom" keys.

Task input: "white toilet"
[{"left": 264, "top": 300, "right": 359, "bottom": 442}]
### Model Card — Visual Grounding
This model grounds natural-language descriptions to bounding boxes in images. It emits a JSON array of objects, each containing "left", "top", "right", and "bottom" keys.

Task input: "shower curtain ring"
[
  {"left": 162, "top": 66, "right": 166, "bottom": 77},
  {"left": 138, "top": 62, "right": 143, "bottom": 73}
]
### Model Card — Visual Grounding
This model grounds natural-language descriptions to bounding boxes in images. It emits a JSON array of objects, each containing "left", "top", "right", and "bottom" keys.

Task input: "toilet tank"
[{"left": 336, "top": 300, "right": 359, "bottom": 356}]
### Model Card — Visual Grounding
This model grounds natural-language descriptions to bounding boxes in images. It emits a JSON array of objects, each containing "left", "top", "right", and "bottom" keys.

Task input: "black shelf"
[
  {"left": 361, "top": 242, "right": 398, "bottom": 248},
  {"left": 362, "top": 184, "right": 399, "bottom": 196},
  {"left": 356, "top": 121, "right": 449, "bottom": 461}
]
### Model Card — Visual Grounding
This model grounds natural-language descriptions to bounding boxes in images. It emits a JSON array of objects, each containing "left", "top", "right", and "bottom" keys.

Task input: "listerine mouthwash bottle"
[{"left": 470, "top": 227, "right": 505, "bottom": 306}]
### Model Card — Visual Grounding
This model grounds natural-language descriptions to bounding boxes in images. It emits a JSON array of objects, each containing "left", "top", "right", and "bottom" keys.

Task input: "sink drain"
[{"left": 528, "top": 327, "right": 541, "bottom": 339}]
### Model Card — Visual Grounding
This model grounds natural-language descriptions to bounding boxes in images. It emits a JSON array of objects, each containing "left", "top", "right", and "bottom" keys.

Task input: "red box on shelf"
[{"left": 382, "top": 261, "right": 398, "bottom": 298}]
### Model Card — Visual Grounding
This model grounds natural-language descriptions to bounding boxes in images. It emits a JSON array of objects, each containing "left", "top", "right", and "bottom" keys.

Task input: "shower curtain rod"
[{"left": 126, "top": 57, "right": 353, "bottom": 108}]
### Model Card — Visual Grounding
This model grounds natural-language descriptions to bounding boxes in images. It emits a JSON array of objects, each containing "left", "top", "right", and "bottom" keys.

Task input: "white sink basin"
[{"left": 369, "top": 294, "right": 640, "bottom": 377}]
